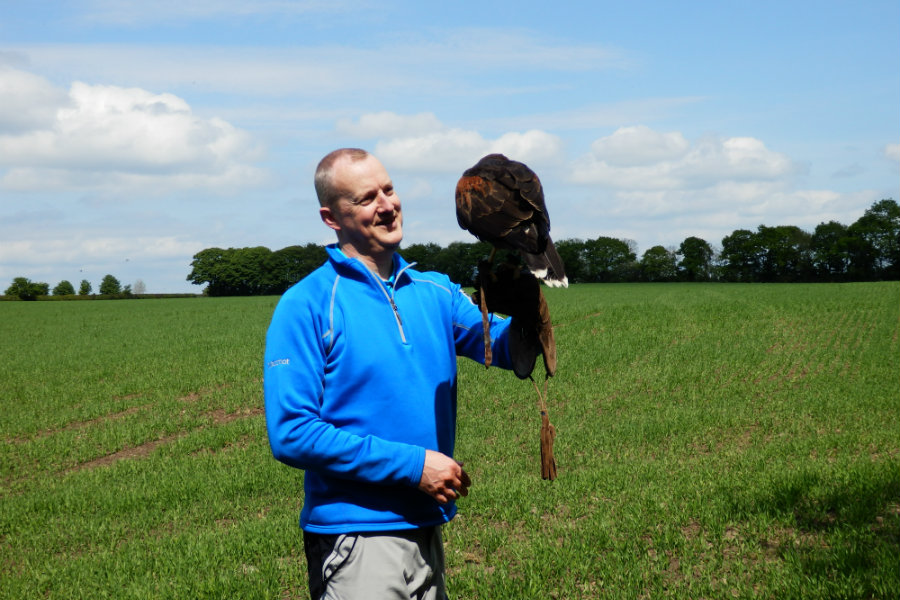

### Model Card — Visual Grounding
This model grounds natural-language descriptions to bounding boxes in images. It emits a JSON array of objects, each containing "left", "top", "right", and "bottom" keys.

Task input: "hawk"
[
  {"left": 455, "top": 153, "right": 568, "bottom": 288},
  {"left": 455, "top": 153, "right": 567, "bottom": 376},
  {"left": 455, "top": 153, "right": 564, "bottom": 480}
]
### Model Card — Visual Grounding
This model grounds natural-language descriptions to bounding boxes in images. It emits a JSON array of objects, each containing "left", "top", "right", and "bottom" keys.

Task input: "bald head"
[{"left": 314, "top": 148, "right": 371, "bottom": 209}]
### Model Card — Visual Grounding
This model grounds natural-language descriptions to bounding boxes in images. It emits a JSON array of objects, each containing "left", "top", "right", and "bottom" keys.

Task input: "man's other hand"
[{"left": 418, "top": 450, "right": 471, "bottom": 504}]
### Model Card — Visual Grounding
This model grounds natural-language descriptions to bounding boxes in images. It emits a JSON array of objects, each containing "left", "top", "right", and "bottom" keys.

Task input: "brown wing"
[
  {"left": 456, "top": 153, "right": 568, "bottom": 287},
  {"left": 455, "top": 154, "right": 549, "bottom": 255}
]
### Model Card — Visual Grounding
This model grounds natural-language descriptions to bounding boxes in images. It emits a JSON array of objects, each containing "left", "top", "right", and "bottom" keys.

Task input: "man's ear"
[{"left": 320, "top": 206, "right": 341, "bottom": 231}]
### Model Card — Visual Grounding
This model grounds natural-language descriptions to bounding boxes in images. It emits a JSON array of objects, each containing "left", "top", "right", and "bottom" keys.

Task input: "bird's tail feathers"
[{"left": 523, "top": 240, "right": 568, "bottom": 288}]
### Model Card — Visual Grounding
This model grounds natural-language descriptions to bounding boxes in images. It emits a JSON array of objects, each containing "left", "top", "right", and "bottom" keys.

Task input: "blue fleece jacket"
[{"left": 264, "top": 245, "right": 512, "bottom": 534}]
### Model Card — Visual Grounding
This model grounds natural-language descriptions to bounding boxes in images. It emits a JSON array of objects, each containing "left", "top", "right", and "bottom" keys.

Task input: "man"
[{"left": 264, "top": 148, "right": 517, "bottom": 598}]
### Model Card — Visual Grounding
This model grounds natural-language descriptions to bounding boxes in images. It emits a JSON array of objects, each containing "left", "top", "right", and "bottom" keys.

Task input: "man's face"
[{"left": 322, "top": 154, "right": 403, "bottom": 257}]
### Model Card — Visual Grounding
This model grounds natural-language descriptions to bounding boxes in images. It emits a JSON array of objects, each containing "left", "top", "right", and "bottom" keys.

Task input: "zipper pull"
[{"left": 390, "top": 298, "right": 403, "bottom": 326}]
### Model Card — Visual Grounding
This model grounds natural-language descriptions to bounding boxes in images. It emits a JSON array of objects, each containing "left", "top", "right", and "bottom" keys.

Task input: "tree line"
[
  {"left": 183, "top": 199, "right": 897, "bottom": 296},
  {"left": 4, "top": 199, "right": 896, "bottom": 300},
  {"left": 3, "top": 274, "right": 133, "bottom": 301}
]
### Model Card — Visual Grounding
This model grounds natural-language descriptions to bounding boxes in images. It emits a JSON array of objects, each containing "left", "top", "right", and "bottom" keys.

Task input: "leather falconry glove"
[{"left": 472, "top": 257, "right": 557, "bottom": 379}]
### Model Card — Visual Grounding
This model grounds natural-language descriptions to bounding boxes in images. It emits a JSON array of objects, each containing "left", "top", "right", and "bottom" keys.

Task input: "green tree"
[
  {"left": 849, "top": 198, "right": 900, "bottom": 279},
  {"left": 640, "top": 246, "right": 677, "bottom": 282},
  {"left": 677, "top": 237, "right": 715, "bottom": 281},
  {"left": 433, "top": 241, "right": 491, "bottom": 286},
  {"left": 99, "top": 274, "right": 122, "bottom": 295},
  {"left": 78, "top": 279, "right": 92, "bottom": 295},
  {"left": 400, "top": 242, "right": 443, "bottom": 273},
  {"left": 720, "top": 229, "right": 761, "bottom": 282},
  {"left": 187, "top": 247, "right": 229, "bottom": 295},
  {"left": 236, "top": 246, "right": 276, "bottom": 295},
  {"left": 555, "top": 239, "right": 588, "bottom": 284},
  {"left": 188, "top": 246, "right": 291, "bottom": 296},
  {"left": 755, "top": 225, "right": 812, "bottom": 282},
  {"left": 810, "top": 221, "right": 852, "bottom": 280},
  {"left": 52, "top": 280, "right": 76, "bottom": 296},
  {"left": 583, "top": 236, "right": 637, "bottom": 282},
  {"left": 267, "top": 244, "right": 327, "bottom": 294},
  {"left": 5, "top": 277, "right": 49, "bottom": 300}
]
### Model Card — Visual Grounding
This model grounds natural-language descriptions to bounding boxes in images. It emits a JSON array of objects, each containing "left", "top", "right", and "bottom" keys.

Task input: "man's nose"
[{"left": 375, "top": 191, "right": 395, "bottom": 211}]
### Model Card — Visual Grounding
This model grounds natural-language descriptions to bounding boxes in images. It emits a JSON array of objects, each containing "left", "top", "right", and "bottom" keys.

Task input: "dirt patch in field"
[
  {"left": 7, "top": 402, "right": 151, "bottom": 445},
  {"left": 66, "top": 406, "right": 263, "bottom": 474},
  {"left": 10, "top": 379, "right": 262, "bottom": 448}
]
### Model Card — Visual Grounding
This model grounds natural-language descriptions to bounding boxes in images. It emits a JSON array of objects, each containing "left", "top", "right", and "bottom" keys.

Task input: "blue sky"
[{"left": 1, "top": 0, "right": 897, "bottom": 293}]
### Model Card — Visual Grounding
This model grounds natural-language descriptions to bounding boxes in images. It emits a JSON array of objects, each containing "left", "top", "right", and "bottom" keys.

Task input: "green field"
[{"left": 2, "top": 283, "right": 898, "bottom": 599}]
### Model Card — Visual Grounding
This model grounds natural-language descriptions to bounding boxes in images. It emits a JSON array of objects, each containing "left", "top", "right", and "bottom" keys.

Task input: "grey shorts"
[{"left": 303, "top": 526, "right": 448, "bottom": 600}]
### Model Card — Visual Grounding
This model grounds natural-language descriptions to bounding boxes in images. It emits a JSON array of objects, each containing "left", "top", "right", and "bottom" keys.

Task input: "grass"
[{"left": 1, "top": 283, "right": 898, "bottom": 599}]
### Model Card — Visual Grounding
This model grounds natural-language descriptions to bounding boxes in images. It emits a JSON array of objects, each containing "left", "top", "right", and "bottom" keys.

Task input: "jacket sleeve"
[
  {"left": 451, "top": 284, "right": 514, "bottom": 368},
  {"left": 263, "top": 293, "right": 425, "bottom": 487}
]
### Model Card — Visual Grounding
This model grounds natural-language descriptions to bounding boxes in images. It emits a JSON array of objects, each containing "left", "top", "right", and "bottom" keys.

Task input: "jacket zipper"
[
  {"left": 389, "top": 298, "right": 403, "bottom": 326},
  {"left": 373, "top": 262, "right": 415, "bottom": 343}
]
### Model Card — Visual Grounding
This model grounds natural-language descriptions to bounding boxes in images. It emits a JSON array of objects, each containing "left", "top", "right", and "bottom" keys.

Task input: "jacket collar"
[{"left": 326, "top": 244, "right": 414, "bottom": 285}]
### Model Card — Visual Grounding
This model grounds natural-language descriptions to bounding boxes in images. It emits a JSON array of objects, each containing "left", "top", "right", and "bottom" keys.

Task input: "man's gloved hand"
[
  {"left": 472, "top": 257, "right": 556, "bottom": 379},
  {"left": 472, "top": 258, "right": 540, "bottom": 320}
]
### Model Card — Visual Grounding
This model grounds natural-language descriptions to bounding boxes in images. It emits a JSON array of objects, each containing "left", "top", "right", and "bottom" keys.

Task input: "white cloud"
[
  {"left": 0, "top": 69, "right": 267, "bottom": 193},
  {"left": 375, "top": 129, "right": 492, "bottom": 172},
  {"left": 549, "top": 125, "right": 878, "bottom": 251},
  {"left": 589, "top": 125, "right": 689, "bottom": 166},
  {"left": 367, "top": 112, "right": 564, "bottom": 173},
  {"left": 0, "top": 66, "right": 69, "bottom": 134},
  {"left": 492, "top": 130, "right": 564, "bottom": 164},
  {"left": 571, "top": 126, "right": 798, "bottom": 189},
  {"left": 885, "top": 143, "right": 900, "bottom": 162}
]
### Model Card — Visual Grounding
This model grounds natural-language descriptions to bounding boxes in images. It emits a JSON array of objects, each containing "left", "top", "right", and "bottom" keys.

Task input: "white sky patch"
[
  {"left": 0, "top": 69, "right": 267, "bottom": 193},
  {"left": 12, "top": 29, "right": 627, "bottom": 100},
  {"left": 336, "top": 112, "right": 445, "bottom": 138},
  {"left": 79, "top": 0, "right": 351, "bottom": 25},
  {"left": 0, "top": 235, "right": 205, "bottom": 266},
  {"left": 401, "top": 178, "right": 435, "bottom": 201},
  {"left": 431, "top": 28, "right": 629, "bottom": 72}
]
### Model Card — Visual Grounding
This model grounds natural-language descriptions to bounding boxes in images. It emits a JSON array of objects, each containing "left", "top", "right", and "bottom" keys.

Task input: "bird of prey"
[
  {"left": 455, "top": 153, "right": 564, "bottom": 480},
  {"left": 455, "top": 153, "right": 568, "bottom": 288},
  {"left": 455, "top": 153, "right": 567, "bottom": 375}
]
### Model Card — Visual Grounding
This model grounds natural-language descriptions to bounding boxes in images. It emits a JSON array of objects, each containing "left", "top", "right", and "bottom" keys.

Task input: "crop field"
[{"left": 1, "top": 282, "right": 898, "bottom": 599}]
